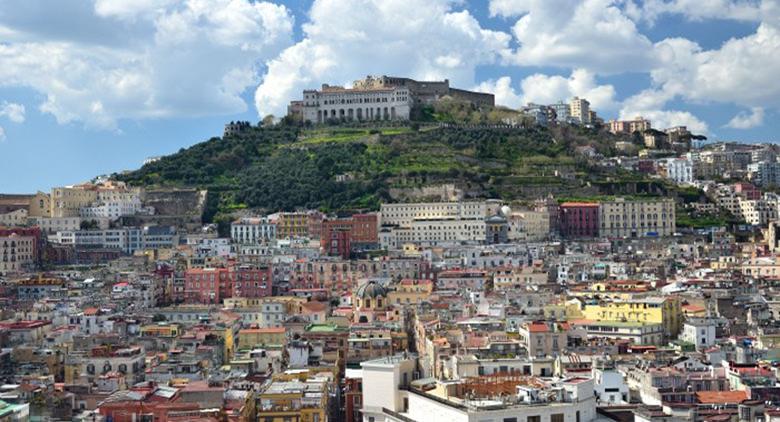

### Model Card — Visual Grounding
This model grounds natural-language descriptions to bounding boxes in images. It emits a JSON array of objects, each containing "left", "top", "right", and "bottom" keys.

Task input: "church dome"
[{"left": 355, "top": 280, "right": 387, "bottom": 299}]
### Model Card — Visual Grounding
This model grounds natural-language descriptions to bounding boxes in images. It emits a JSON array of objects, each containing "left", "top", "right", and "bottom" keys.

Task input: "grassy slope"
[{"left": 116, "top": 124, "right": 677, "bottom": 226}]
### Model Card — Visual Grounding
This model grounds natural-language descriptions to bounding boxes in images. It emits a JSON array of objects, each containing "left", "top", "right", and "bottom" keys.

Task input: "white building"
[
  {"left": 748, "top": 161, "right": 780, "bottom": 187},
  {"left": 361, "top": 354, "right": 598, "bottom": 422},
  {"left": 664, "top": 158, "right": 694, "bottom": 184},
  {"left": 231, "top": 217, "right": 277, "bottom": 244},
  {"left": 380, "top": 218, "right": 487, "bottom": 249},
  {"left": 681, "top": 318, "right": 717, "bottom": 350},
  {"left": 28, "top": 216, "right": 109, "bottom": 234},
  {"left": 302, "top": 84, "right": 412, "bottom": 124},
  {"left": 591, "top": 360, "right": 629, "bottom": 405},
  {"left": 380, "top": 201, "right": 487, "bottom": 227},
  {"left": 739, "top": 199, "right": 776, "bottom": 226},
  {"left": 79, "top": 195, "right": 143, "bottom": 220},
  {"left": 0, "top": 208, "right": 27, "bottom": 226}
]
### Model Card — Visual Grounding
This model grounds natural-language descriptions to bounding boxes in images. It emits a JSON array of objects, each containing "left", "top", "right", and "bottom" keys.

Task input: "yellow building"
[
  {"left": 50, "top": 186, "right": 98, "bottom": 218},
  {"left": 257, "top": 374, "right": 330, "bottom": 422},
  {"left": 276, "top": 212, "right": 309, "bottom": 238},
  {"left": 139, "top": 323, "right": 180, "bottom": 338},
  {"left": 387, "top": 279, "right": 433, "bottom": 305},
  {"left": 28, "top": 192, "right": 51, "bottom": 217},
  {"left": 238, "top": 327, "right": 286, "bottom": 350},
  {"left": 568, "top": 280, "right": 651, "bottom": 301},
  {"left": 598, "top": 197, "right": 675, "bottom": 238},
  {"left": 542, "top": 299, "right": 584, "bottom": 320},
  {"left": 582, "top": 296, "right": 682, "bottom": 337}
]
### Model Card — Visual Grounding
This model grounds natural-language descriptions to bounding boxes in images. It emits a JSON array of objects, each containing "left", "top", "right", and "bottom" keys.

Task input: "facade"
[
  {"left": 50, "top": 186, "right": 98, "bottom": 218},
  {"left": 508, "top": 209, "right": 551, "bottom": 241},
  {"left": 321, "top": 213, "right": 379, "bottom": 255},
  {"left": 362, "top": 354, "right": 597, "bottom": 422},
  {"left": 257, "top": 375, "right": 330, "bottom": 422},
  {"left": 607, "top": 117, "right": 651, "bottom": 134},
  {"left": 747, "top": 161, "right": 780, "bottom": 187},
  {"left": 582, "top": 296, "right": 682, "bottom": 338},
  {"left": 598, "top": 198, "right": 675, "bottom": 238},
  {"left": 518, "top": 321, "right": 571, "bottom": 358},
  {"left": 275, "top": 212, "right": 310, "bottom": 239},
  {"left": 0, "top": 234, "right": 35, "bottom": 274},
  {"left": 550, "top": 102, "right": 571, "bottom": 123},
  {"left": 380, "top": 201, "right": 487, "bottom": 227},
  {"left": 231, "top": 216, "right": 277, "bottom": 244},
  {"left": 570, "top": 97, "right": 591, "bottom": 125},
  {"left": 572, "top": 320, "right": 665, "bottom": 345},
  {"left": 385, "top": 218, "right": 487, "bottom": 247},
  {"left": 663, "top": 158, "right": 694, "bottom": 184},
  {"left": 681, "top": 318, "right": 717, "bottom": 350},
  {"left": 52, "top": 226, "right": 178, "bottom": 254},
  {"left": 302, "top": 84, "right": 412, "bottom": 124},
  {"left": 0, "top": 208, "right": 27, "bottom": 226},
  {"left": 353, "top": 75, "right": 495, "bottom": 107},
  {"left": 183, "top": 265, "right": 272, "bottom": 304},
  {"left": 739, "top": 199, "right": 776, "bottom": 226},
  {"left": 560, "top": 203, "right": 600, "bottom": 238}
]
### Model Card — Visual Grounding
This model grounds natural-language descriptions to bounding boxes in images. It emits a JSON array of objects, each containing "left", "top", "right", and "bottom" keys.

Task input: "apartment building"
[
  {"left": 0, "top": 234, "right": 35, "bottom": 274},
  {"left": 582, "top": 296, "right": 682, "bottom": 338},
  {"left": 570, "top": 97, "right": 591, "bottom": 125},
  {"left": 663, "top": 158, "right": 693, "bottom": 184},
  {"left": 607, "top": 117, "right": 651, "bottom": 134},
  {"left": 560, "top": 203, "right": 599, "bottom": 238},
  {"left": 231, "top": 216, "right": 277, "bottom": 244},
  {"left": 598, "top": 198, "right": 675, "bottom": 238},
  {"left": 739, "top": 199, "right": 776, "bottom": 226},
  {"left": 380, "top": 201, "right": 487, "bottom": 227}
]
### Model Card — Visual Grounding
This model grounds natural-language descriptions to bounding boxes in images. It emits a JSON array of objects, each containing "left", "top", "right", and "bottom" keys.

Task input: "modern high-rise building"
[{"left": 570, "top": 96, "right": 591, "bottom": 124}]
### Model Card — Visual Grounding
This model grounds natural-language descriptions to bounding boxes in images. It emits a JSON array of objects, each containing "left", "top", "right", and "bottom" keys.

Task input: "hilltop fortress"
[{"left": 288, "top": 75, "right": 494, "bottom": 124}]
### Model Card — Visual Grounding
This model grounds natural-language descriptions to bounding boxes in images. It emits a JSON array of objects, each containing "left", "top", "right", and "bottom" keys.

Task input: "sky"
[{"left": 1, "top": 0, "right": 779, "bottom": 193}]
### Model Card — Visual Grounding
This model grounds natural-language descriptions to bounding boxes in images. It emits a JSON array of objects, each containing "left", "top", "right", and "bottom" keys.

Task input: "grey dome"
[{"left": 355, "top": 280, "right": 387, "bottom": 299}]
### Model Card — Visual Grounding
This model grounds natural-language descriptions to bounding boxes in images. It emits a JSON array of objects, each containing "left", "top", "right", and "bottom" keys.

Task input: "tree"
[{"left": 261, "top": 115, "right": 276, "bottom": 127}]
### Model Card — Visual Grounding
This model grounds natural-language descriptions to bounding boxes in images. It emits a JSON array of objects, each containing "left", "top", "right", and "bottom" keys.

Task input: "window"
[
  {"left": 528, "top": 416, "right": 541, "bottom": 422},
  {"left": 551, "top": 414, "right": 565, "bottom": 422}
]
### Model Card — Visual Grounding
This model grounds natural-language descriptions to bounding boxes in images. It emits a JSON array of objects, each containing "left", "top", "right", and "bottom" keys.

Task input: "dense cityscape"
[{"left": 1, "top": 70, "right": 780, "bottom": 422}]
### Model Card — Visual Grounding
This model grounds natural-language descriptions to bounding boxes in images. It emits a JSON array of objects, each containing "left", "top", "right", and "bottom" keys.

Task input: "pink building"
[
  {"left": 182, "top": 265, "right": 272, "bottom": 304},
  {"left": 560, "top": 202, "right": 600, "bottom": 238}
]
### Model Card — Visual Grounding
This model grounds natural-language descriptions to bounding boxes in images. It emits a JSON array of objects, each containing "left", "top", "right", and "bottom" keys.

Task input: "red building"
[
  {"left": 560, "top": 202, "right": 600, "bottom": 238},
  {"left": 286, "top": 259, "right": 360, "bottom": 296},
  {"left": 183, "top": 265, "right": 272, "bottom": 304},
  {"left": 325, "top": 228, "right": 352, "bottom": 259},
  {"left": 320, "top": 213, "right": 379, "bottom": 255},
  {"left": 97, "top": 382, "right": 209, "bottom": 422},
  {"left": 344, "top": 376, "right": 363, "bottom": 422},
  {"left": 734, "top": 182, "right": 761, "bottom": 200},
  {"left": 0, "top": 226, "right": 42, "bottom": 263}
]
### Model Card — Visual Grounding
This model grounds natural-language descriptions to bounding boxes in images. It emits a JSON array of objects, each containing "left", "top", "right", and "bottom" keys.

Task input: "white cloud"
[
  {"left": 254, "top": 0, "right": 511, "bottom": 118},
  {"left": 0, "top": 126, "right": 5, "bottom": 142},
  {"left": 620, "top": 88, "right": 709, "bottom": 133},
  {"left": 472, "top": 77, "right": 522, "bottom": 109},
  {"left": 727, "top": 107, "right": 765, "bottom": 129},
  {"left": 0, "top": 0, "right": 294, "bottom": 129},
  {"left": 0, "top": 102, "right": 26, "bottom": 123},
  {"left": 628, "top": 0, "right": 763, "bottom": 23},
  {"left": 495, "top": 0, "right": 655, "bottom": 73},
  {"left": 518, "top": 69, "right": 618, "bottom": 111}
]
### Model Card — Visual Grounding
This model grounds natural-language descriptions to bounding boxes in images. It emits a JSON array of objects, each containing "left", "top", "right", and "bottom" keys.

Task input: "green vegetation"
[
  {"left": 675, "top": 206, "right": 741, "bottom": 229},
  {"left": 115, "top": 121, "right": 679, "bottom": 223}
]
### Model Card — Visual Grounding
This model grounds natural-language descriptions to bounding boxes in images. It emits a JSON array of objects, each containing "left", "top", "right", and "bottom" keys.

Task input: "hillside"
[{"left": 115, "top": 122, "right": 667, "bottom": 226}]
